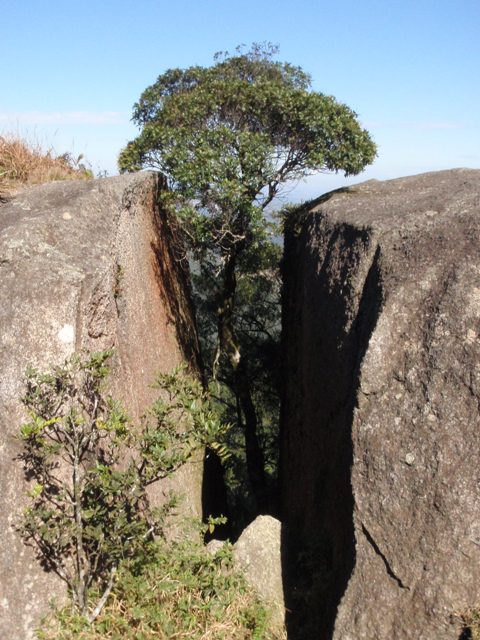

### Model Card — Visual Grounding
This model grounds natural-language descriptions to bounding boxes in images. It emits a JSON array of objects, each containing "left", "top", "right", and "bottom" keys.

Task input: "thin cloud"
[
  {"left": 415, "top": 121, "right": 466, "bottom": 130},
  {"left": 367, "top": 120, "right": 468, "bottom": 131},
  {"left": 0, "top": 111, "right": 127, "bottom": 125}
]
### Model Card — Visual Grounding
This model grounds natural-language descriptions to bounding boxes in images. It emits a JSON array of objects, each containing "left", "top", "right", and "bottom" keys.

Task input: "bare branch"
[{"left": 87, "top": 566, "right": 117, "bottom": 623}]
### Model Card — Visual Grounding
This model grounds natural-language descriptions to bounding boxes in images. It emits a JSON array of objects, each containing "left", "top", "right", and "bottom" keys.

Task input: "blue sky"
[{"left": 1, "top": 0, "right": 479, "bottom": 200}]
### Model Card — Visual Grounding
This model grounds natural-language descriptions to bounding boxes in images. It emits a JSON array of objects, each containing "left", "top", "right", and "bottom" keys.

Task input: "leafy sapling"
[{"left": 18, "top": 351, "right": 229, "bottom": 623}]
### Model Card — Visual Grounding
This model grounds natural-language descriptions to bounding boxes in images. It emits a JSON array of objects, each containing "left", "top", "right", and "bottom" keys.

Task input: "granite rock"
[
  {"left": 281, "top": 169, "right": 480, "bottom": 639},
  {"left": 0, "top": 173, "right": 201, "bottom": 639}
]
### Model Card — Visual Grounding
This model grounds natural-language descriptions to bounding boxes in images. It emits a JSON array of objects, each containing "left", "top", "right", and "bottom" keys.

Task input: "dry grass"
[
  {"left": 39, "top": 590, "right": 283, "bottom": 640},
  {"left": 36, "top": 541, "right": 286, "bottom": 640},
  {"left": 458, "top": 608, "right": 480, "bottom": 640},
  {"left": 0, "top": 134, "right": 92, "bottom": 196}
]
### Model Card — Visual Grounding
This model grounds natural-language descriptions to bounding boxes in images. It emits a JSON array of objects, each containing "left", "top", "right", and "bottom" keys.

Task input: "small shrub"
[{"left": 18, "top": 351, "right": 229, "bottom": 623}]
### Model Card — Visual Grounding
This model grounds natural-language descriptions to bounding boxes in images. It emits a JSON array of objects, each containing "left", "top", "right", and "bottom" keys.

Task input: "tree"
[
  {"left": 18, "top": 352, "right": 228, "bottom": 621},
  {"left": 119, "top": 43, "right": 376, "bottom": 511},
  {"left": 192, "top": 228, "right": 283, "bottom": 526}
]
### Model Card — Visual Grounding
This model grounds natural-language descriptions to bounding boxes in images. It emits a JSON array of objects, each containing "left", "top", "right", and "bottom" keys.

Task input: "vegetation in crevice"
[{"left": 119, "top": 42, "right": 376, "bottom": 525}]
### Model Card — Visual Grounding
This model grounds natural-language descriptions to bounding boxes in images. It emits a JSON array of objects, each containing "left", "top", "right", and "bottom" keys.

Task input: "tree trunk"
[
  {"left": 72, "top": 437, "right": 88, "bottom": 614},
  {"left": 217, "top": 251, "right": 268, "bottom": 511}
]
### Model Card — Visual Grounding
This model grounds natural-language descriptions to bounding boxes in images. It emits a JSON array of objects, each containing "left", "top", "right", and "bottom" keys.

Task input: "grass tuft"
[
  {"left": 36, "top": 539, "right": 286, "bottom": 640},
  {"left": 459, "top": 608, "right": 480, "bottom": 640},
  {"left": 0, "top": 134, "right": 92, "bottom": 195}
]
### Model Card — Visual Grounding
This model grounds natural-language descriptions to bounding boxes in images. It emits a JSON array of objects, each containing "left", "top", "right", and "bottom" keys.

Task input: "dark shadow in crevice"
[
  {"left": 150, "top": 184, "right": 232, "bottom": 533},
  {"left": 280, "top": 218, "right": 384, "bottom": 639},
  {"left": 201, "top": 448, "right": 231, "bottom": 541},
  {"left": 150, "top": 189, "right": 202, "bottom": 372}
]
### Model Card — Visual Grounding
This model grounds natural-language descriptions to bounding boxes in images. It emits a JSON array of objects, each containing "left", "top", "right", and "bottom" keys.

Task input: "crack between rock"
[{"left": 361, "top": 523, "right": 410, "bottom": 590}]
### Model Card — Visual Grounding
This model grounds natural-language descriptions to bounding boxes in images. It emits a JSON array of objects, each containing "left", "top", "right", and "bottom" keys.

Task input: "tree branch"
[{"left": 87, "top": 566, "right": 117, "bottom": 623}]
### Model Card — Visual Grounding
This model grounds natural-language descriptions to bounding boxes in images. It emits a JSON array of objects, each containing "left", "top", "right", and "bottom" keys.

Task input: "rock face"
[
  {"left": 281, "top": 169, "right": 480, "bottom": 640},
  {"left": 234, "top": 515, "right": 285, "bottom": 632},
  {"left": 0, "top": 173, "right": 201, "bottom": 639}
]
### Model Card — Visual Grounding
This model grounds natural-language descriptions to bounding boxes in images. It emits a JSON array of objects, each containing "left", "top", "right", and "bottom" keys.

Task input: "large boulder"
[
  {"left": 0, "top": 173, "right": 201, "bottom": 639},
  {"left": 281, "top": 169, "right": 480, "bottom": 639}
]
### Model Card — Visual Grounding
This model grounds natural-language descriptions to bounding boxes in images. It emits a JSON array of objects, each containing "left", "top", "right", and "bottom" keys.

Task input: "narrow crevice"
[
  {"left": 361, "top": 523, "right": 410, "bottom": 590},
  {"left": 149, "top": 185, "right": 232, "bottom": 529}
]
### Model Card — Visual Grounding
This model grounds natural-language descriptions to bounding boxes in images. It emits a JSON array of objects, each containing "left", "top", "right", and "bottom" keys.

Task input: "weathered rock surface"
[
  {"left": 205, "top": 538, "right": 226, "bottom": 555},
  {"left": 281, "top": 169, "right": 480, "bottom": 639},
  {"left": 234, "top": 515, "right": 285, "bottom": 632},
  {"left": 0, "top": 173, "right": 201, "bottom": 639}
]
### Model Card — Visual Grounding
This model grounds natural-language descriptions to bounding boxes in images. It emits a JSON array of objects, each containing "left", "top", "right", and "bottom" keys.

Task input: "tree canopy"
[{"left": 119, "top": 44, "right": 376, "bottom": 243}]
